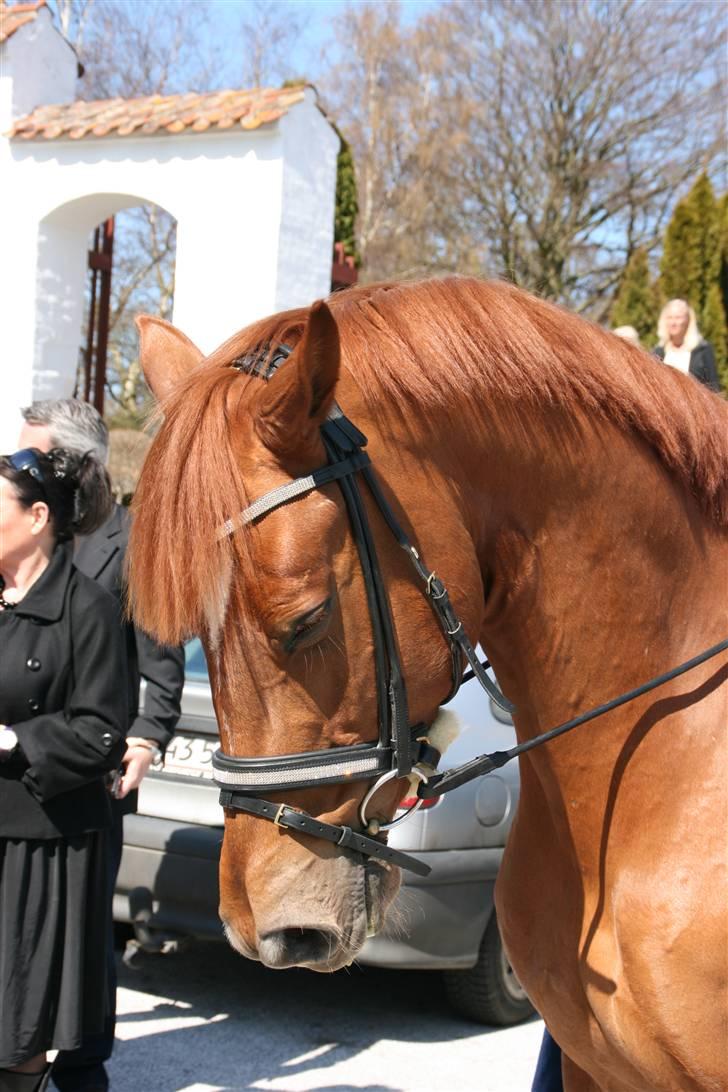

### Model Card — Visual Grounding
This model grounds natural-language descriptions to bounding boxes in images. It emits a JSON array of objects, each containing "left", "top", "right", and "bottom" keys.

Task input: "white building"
[{"left": 0, "top": 0, "right": 339, "bottom": 448}]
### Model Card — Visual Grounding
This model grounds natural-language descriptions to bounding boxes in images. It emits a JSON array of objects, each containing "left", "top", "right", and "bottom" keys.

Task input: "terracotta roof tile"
[
  {"left": 0, "top": 0, "right": 46, "bottom": 43},
  {"left": 10, "top": 84, "right": 308, "bottom": 141}
]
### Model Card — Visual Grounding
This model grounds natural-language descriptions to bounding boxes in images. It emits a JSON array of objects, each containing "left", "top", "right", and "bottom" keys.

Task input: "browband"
[{"left": 218, "top": 451, "right": 371, "bottom": 537}]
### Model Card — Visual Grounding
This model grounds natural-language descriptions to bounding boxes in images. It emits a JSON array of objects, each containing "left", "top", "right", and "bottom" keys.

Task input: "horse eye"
[{"left": 284, "top": 597, "right": 332, "bottom": 653}]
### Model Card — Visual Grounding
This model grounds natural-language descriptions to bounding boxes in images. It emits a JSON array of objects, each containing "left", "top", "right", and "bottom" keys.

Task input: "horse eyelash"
[{"left": 285, "top": 597, "right": 333, "bottom": 653}]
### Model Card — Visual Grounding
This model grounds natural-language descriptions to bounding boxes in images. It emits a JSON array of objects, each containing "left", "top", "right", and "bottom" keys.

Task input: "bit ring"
[{"left": 359, "top": 767, "right": 428, "bottom": 832}]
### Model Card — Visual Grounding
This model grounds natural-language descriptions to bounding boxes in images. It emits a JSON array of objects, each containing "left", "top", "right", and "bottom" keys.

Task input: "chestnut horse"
[{"left": 129, "top": 278, "right": 727, "bottom": 1091}]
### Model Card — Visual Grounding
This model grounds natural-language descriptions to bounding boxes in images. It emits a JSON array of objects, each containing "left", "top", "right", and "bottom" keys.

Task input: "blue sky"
[{"left": 204, "top": 0, "right": 438, "bottom": 85}]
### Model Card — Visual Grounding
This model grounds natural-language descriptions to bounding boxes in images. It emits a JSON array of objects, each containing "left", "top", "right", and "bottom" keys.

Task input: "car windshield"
[{"left": 184, "top": 637, "right": 209, "bottom": 682}]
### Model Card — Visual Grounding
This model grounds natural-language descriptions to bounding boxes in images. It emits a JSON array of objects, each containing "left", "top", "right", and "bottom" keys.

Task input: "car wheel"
[{"left": 443, "top": 911, "right": 535, "bottom": 1026}]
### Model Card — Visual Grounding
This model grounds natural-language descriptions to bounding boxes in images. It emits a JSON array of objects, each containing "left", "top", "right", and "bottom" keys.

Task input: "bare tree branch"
[
  {"left": 325, "top": 0, "right": 725, "bottom": 314},
  {"left": 238, "top": 0, "right": 305, "bottom": 88}
]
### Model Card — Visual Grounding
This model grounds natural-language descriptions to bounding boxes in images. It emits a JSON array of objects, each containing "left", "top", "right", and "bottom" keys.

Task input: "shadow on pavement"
[{"left": 110, "top": 938, "right": 513, "bottom": 1091}]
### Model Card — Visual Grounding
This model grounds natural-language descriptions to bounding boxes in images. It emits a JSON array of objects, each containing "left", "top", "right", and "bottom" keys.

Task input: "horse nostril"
[{"left": 258, "top": 927, "right": 339, "bottom": 969}]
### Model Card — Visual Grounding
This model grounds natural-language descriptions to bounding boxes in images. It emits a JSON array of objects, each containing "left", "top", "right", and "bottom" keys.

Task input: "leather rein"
[{"left": 212, "top": 344, "right": 728, "bottom": 878}]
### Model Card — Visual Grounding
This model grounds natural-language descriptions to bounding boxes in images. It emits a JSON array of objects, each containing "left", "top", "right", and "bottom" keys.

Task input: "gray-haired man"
[{"left": 19, "top": 400, "right": 185, "bottom": 1092}]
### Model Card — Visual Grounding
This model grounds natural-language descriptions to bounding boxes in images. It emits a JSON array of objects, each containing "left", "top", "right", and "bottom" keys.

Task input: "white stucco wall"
[
  {"left": 0, "top": 87, "right": 338, "bottom": 449},
  {"left": 0, "top": 8, "right": 77, "bottom": 131},
  {"left": 276, "top": 94, "right": 340, "bottom": 311}
]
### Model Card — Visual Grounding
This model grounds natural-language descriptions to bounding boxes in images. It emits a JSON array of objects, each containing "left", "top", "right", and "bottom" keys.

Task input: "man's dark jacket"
[
  {"left": 653, "top": 341, "right": 720, "bottom": 391},
  {"left": 0, "top": 544, "right": 127, "bottom": 838},
  {"left": 73, "top": 504, "right": 185, "bottom": 812}
]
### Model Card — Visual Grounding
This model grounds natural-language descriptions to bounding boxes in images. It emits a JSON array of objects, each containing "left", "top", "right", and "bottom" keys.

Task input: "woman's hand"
[{"left": 115, "top": 738, "right": 160, "bottom": 799}]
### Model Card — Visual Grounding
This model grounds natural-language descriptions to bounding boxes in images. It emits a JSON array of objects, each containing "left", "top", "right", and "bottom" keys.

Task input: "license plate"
[{"left": 154, "top": 734, "right": 218, "bottom": 779}]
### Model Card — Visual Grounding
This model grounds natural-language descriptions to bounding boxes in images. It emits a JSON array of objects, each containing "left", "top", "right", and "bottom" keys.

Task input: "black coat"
[
  {"left": 653, "top": 341, "right": 720, "bottom": 391},
  {"left": 73, "top": 505, "right": 185, "bottom": 815},
  {"left": 0, "top": 544, "right": 127, "bottom": 839},
  {"left": 74, "top": 505, "right": 184, "bottom": 749}
]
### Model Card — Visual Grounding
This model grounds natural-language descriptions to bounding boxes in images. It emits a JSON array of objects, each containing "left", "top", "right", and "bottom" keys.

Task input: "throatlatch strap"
[{"left": 360, "top": 463, "right": 513, "bottom": 713}]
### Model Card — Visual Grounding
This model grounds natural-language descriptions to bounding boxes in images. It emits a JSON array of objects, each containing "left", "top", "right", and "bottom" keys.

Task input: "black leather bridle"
[
  {"left": 212, "top": 343, "right": 512, "bottom": 877},
  {"left": 212, "top": 343, "right": 728, "bottom": 878}
]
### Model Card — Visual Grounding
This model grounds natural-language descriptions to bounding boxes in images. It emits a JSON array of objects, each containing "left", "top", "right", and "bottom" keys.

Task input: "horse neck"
[{"left": 452, "top": 406, "right": 724, "bottom": 779}]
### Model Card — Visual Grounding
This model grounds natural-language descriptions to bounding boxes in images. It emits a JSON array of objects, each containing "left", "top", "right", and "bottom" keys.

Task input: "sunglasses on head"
[{"left": 7, "top": 449, "right": 47, "bottom": 492}]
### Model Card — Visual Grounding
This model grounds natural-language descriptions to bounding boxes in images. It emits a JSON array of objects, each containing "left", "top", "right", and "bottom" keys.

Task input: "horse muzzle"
[{"left": 220, "top": 840, "right": 400, "bottom": 972}]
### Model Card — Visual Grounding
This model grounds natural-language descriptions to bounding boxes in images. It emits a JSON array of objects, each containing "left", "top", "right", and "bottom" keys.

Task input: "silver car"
[{"left": 115, "top": 639, "right": 534, "bottom": 1026}]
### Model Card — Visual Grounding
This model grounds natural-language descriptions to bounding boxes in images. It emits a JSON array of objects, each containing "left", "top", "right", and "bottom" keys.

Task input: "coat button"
[
  {"left": 26, "top": 658, "right": 41, "bottom": 671},
  {"left": 101, "top": 732, "right": 113, "bottom": 747},
  {"left": 28, "top": 699, "right": 40, "bottom": 712}
]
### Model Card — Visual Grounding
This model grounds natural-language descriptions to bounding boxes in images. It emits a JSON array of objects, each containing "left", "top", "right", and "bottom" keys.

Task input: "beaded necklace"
[{"left": 0, "top": 576, "right": 17, "bottom": 610}]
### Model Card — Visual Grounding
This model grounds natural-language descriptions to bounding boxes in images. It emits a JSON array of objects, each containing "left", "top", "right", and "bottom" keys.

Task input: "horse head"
[{"left": 131, "top": 299, "right": 465, "bottom": 971}]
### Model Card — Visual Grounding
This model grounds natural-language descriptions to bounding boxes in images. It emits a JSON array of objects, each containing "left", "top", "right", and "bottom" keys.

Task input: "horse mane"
[{"left": 129, "top": 276, "right": 728, "bottom": 644}]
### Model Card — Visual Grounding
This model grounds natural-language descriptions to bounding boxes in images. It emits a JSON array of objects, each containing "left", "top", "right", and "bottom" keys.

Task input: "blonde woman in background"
[{"left": 653, "top": 299, "right": 720, "bottom": 390}]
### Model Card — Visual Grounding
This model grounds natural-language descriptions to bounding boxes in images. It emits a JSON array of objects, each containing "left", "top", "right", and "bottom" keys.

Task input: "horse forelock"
[{"left": 128, "top": 276, "right": 728, "bottom": 645}]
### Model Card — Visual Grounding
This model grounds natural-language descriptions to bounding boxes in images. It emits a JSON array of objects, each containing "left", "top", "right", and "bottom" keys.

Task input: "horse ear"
[
  {"left": 135, "top": 315, "right": 204, "bottom": 401},
  {"left": 255, "top": 301, "right": 340, "bottom": 457}
]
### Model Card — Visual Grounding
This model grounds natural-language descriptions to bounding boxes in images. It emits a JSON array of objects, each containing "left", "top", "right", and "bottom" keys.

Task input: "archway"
[
  {"left": 82, "top": 203, "right": 177, "bottom": 426},
  {"left": 33, "top": 192, "right": 178, "bottom": 414},
  {"left": 1, "top": 82, "right": 339, "bottom": 449}
]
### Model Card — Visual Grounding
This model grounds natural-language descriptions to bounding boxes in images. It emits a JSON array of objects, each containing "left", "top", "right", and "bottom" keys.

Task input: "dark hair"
[{"left": 0, "top": 447, "right": 113, "bottom": 541}]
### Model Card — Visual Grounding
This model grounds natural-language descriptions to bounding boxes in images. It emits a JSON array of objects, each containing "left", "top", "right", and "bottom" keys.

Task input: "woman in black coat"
[
  {"left": 0, "top": 448, "right": 127, "bottom": 1092},
  {"left": 653, "top": 298, "right": 721, "bottom": 391}
]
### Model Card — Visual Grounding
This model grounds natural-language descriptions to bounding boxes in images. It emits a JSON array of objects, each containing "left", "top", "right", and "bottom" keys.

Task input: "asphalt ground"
[{"left": 107, "top": 940, "right": 544, "bottom": 1092}]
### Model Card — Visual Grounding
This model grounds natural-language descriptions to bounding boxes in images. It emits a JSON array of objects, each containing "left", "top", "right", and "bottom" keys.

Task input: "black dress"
[{"left": 0, "top": 545, "right": 127, "bottom": 1067}]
